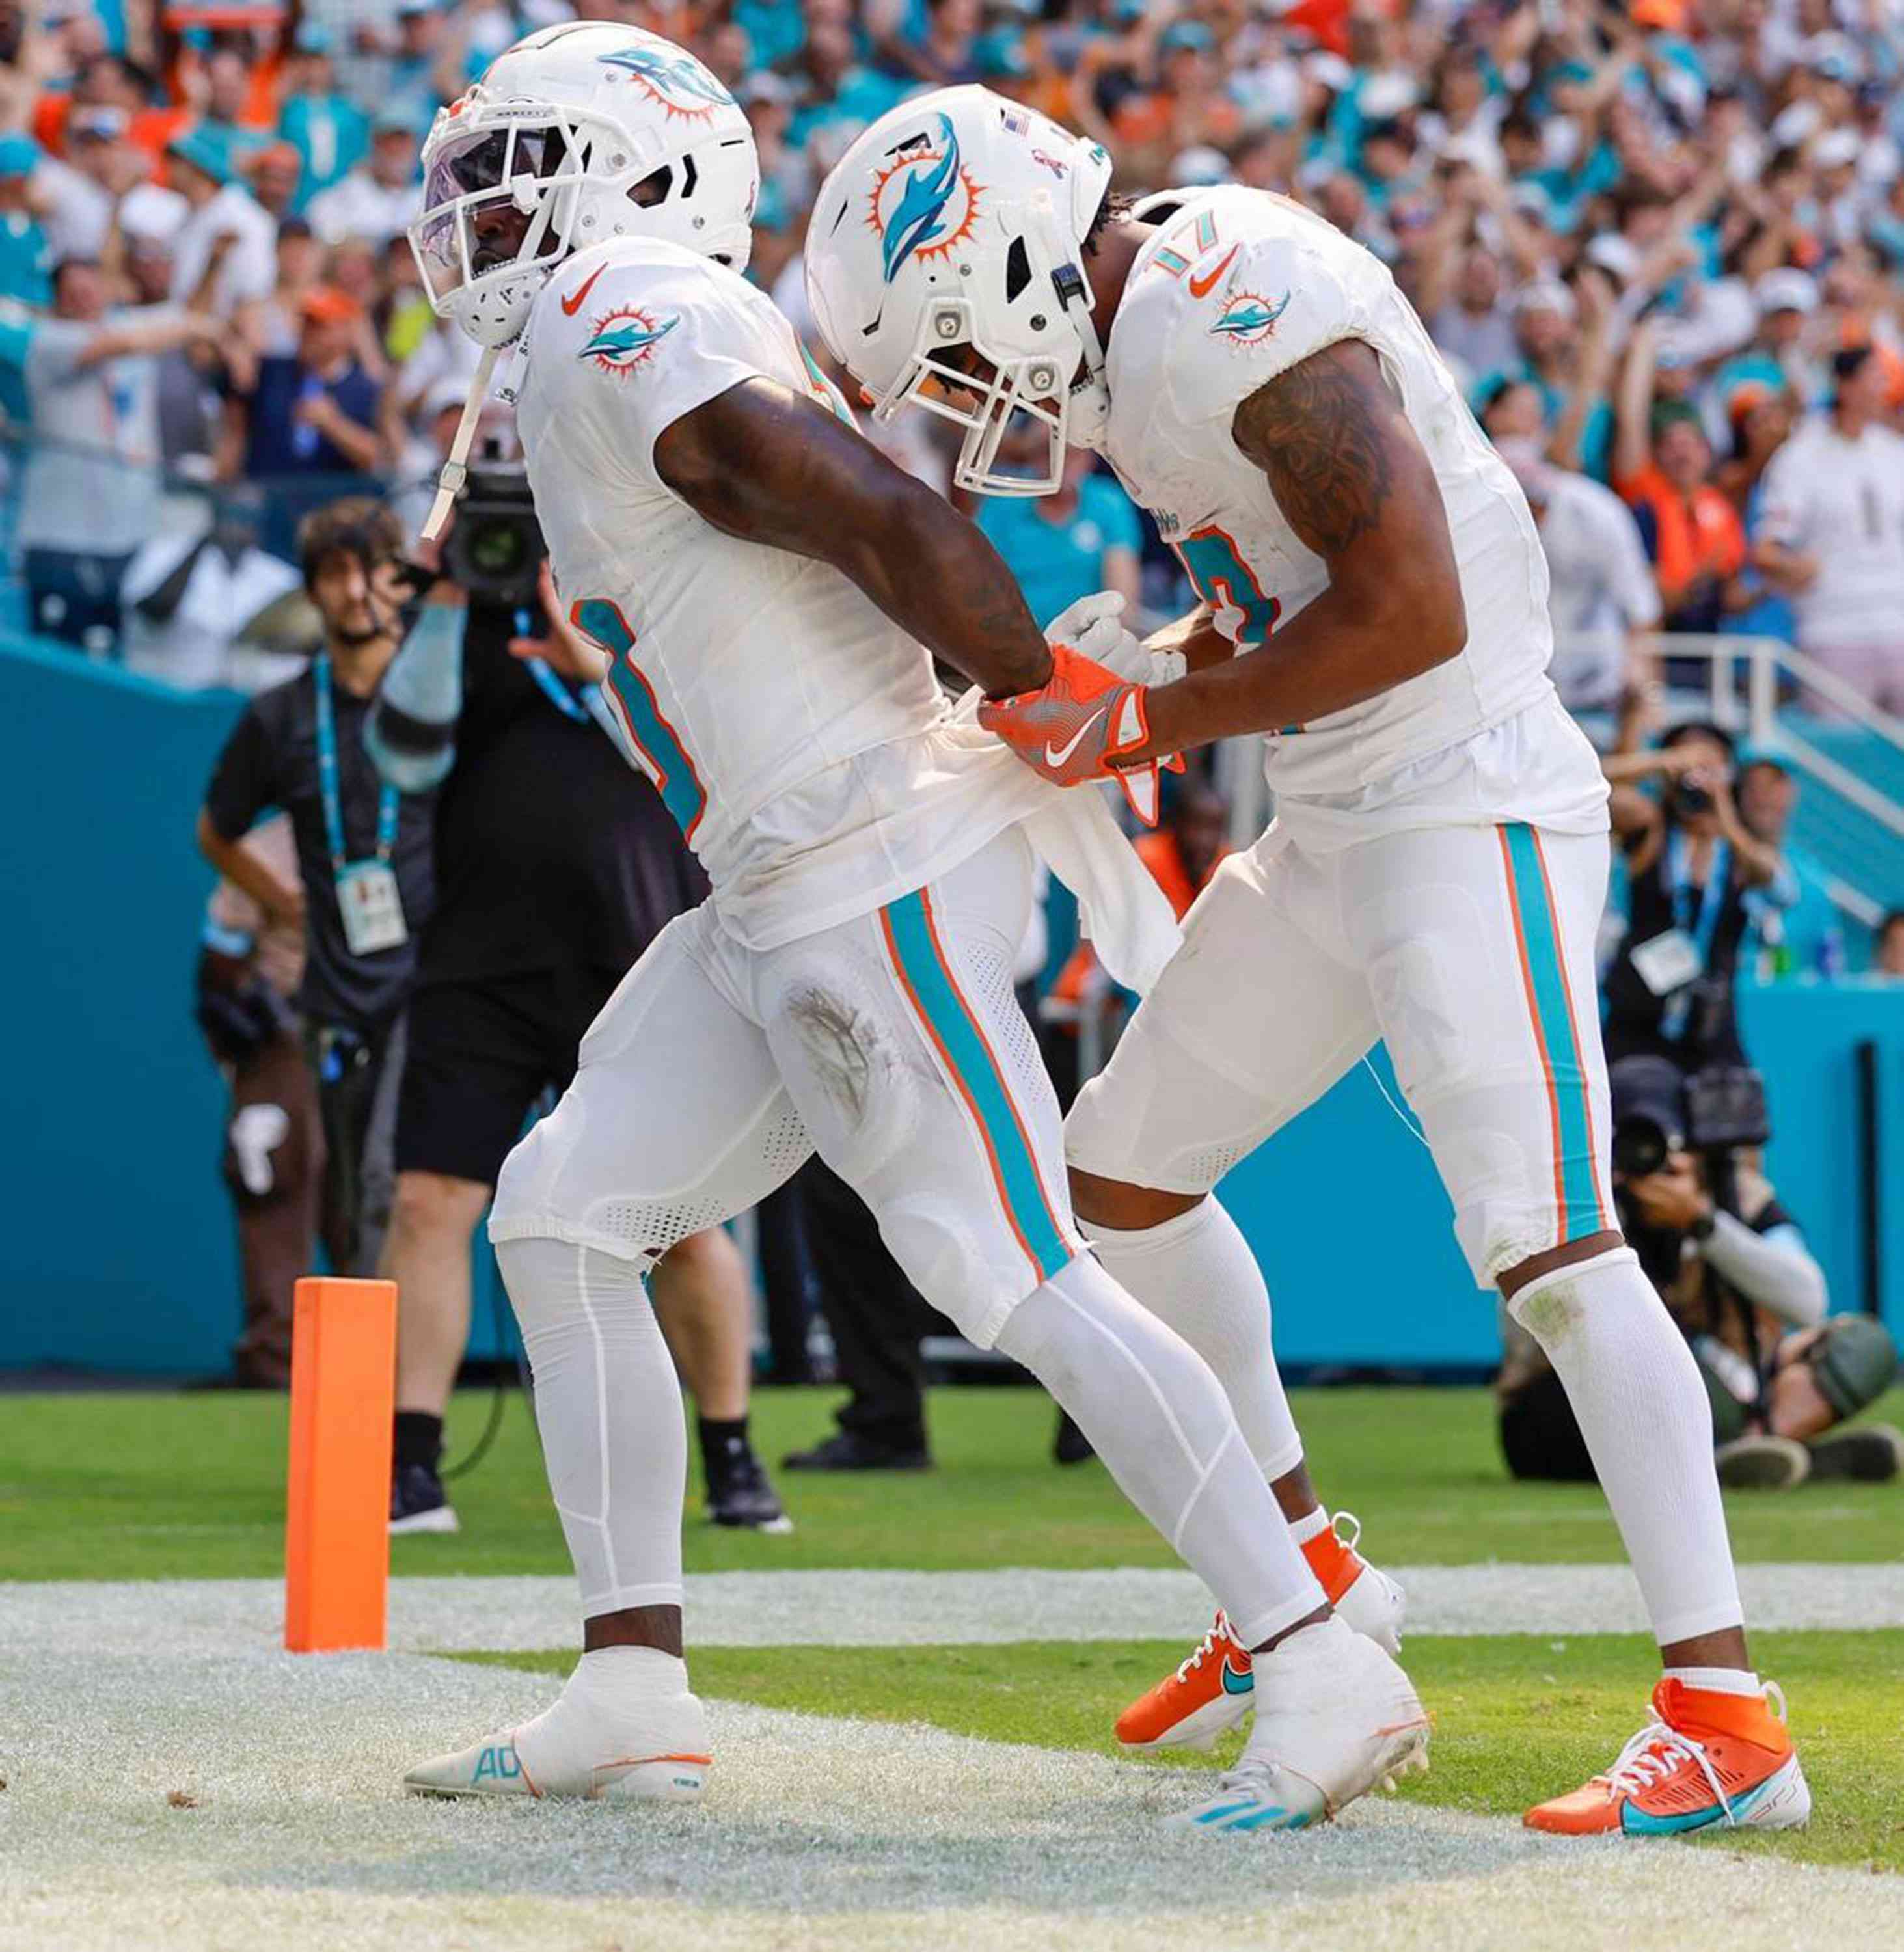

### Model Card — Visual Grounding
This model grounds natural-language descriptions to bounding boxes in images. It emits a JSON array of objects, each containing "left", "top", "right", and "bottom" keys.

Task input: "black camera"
[
  {"left": 1670, "top": 778, "right": 1714, "bottom": 819},
  {"left": 1609, "top": 1057, "right": 1770, "bottom": 1180},
  {"left": 441, "top": 462, "right": 545, "bottom": 608}
]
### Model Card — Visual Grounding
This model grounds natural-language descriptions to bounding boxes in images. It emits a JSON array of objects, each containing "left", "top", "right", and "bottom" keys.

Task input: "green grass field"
[
  {"left": 5, "top": 1382, "right": 1903, "bottom": 1582},
  {"left": 469, "top": 1631, "right": 1904, "bottom": 1871},
  {"left": 11, "top": 1383, "right": 1901, "bottom": 1884}
]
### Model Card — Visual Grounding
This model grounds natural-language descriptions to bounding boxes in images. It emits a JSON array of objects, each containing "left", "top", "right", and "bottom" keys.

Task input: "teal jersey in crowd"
[
  {"left": 279, "top": 94, "right": 370, "bottom": 210},
  {"left": 975, "top": 474, "right": 1141, "bottom": 632},
  {"left": 0, "top": 212, "right": 51, "bottom": 312}
]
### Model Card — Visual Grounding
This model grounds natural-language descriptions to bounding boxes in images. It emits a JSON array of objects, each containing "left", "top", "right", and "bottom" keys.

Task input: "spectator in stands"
[
  {"left": 973, "top": 440, "right": 1141, "bottom": 632},
  {"left": 0, "top": 133, "right": 51, "bottom": 308},
  {"left": 197, "top": 497, "right": 437, "bottom": 1281},
  {"left": 166, "top": 126, "right": 275, "bottom": 318},
  {"left": 38, "top": 104, "right": 151, "bottom": 262},
  {"left": 1500, "top": 437, "right": 1659, "bottom": 712},
  {"left": 1875, "top": 910, "right": 1904, "bottom": 979},
  {"left": 306, "top": 107, "right": 423, "bottom": 250},
  {"left": 1428, "top": 241, "right": 1517, "bottom": 382},
  {"left": 236, "top": 216, "right": 325, "bottom": 358},
  {"left": 276, "top": 23, "right": 369, "bottom": 215},
  {"left": 1735, "top": 755, "right": 1845, "bottom": 979},
  {"left": 1614, "top": 319, "right": 1748, "bottom": 636},
  {"left": 243, "top": 142, "right": 305, "bottom": 226},
  {"left": 219, "top": 286, "right": 384, "bottom": 554},
  {"left": 1602, "top": 721, "right": 1782, "bottom": 1072},
  {"left": 0, "top": 256, "right": 226, "bottom": 652},
  {"left": 1756, "top": 344, "right": 1904, "bottom": 716},
  {"left": 1714, "top": 271, "right": 1822, "bottom": 420}
]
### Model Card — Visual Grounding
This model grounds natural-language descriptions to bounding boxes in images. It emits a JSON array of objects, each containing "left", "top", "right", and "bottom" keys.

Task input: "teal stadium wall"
[{"left": 0, "top": 635, "right": 1898, "bottom": 1376}]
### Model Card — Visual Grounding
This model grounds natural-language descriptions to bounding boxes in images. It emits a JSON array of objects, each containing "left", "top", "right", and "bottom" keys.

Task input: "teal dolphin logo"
[
  {"left": 1210, "top": 291, "right": 1291, "bottom": 344},
  {"left": 599, "top": 45, "right": 734, "bottom": 114},
  {"left": 579, "top": 308, "right": 679, "bottom": 373},
  {"left": 878, "top": 113, "right": 968, "bottom": 284}
]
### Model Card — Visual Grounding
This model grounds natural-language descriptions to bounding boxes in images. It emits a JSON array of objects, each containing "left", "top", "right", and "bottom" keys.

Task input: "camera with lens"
[
  {"left": 1670, "top": 777, "right": 1714, "bottom": 819},
  {"left": 441, "top": 461, "right": 545, "bottom": 608}
]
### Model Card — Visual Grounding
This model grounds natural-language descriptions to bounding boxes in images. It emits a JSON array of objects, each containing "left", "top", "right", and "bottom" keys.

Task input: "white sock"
[
  {"left": 496, "top": 1238, "right": 688, "bottom": 1619},
  {"left": 994, "top": 1254, "right": 1323, "bottom": 1646},
  {"left": 1286, "top": 1505, "right": 1331, "bottom": 1547},
  {"left": 1509, "top": 1246, "right": 1744, "bottom": 1647},
  {"left": 1079, "top": 1199, "right": 1304, "bottom": 1480},
  {"left": 1665, "top": 1666, "right": 1761, "bottom": 1697}
]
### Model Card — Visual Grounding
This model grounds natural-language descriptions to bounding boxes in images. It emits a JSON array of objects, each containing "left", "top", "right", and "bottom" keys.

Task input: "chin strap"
[{"left": 419, "top": 341, "right": 503, "bottom": 544}]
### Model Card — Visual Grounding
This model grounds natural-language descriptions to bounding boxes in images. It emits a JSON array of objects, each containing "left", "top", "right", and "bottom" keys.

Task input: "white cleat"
[
  {"left": 405, "top": 1647, "right": 711, "bottom": 1803},
  {"left": 1168, "top": 1614, "right": 1429, "bottom": 1834}
]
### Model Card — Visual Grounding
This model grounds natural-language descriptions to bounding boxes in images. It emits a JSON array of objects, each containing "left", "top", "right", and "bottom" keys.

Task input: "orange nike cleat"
[
  {"left": 1524, "top": 1677, "right": 1810, "bottom": 1836},
  {"left": 1115, "top": 1513, "right": 1407, "bottom": 1750},
  {"left": 1116, "top": 1609, "right": 1257, "bottom": 1753}
]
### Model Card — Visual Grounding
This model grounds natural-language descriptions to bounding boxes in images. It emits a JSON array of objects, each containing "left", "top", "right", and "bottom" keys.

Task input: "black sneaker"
[
  {"left": 1715, "top": 1433, "right": 1810, "bottom": 1490},
  {"left": 1805, "top": 1422, "right": 1904, "bottom": 1482},
  {"left": 390, "top": 1462, "right": 460, "bottom": 1535},
  {"left": 706, "top": 1442, "right": 794, "bottom": 1531},
  {"left": 1052, "top": 1409, "right": 1095, "bottom": 1465},
  {"left": 782, "top": 1429, "right": 931, "bottom": 1472}
]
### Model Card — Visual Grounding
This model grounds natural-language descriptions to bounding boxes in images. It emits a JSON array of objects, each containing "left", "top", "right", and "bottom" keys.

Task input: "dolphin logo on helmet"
[
  {"left": 598, "top": 44, "right": 735, "bottom": 115},
  {"left": 880, "top": 115, "right": 966, "bottom": 284}
]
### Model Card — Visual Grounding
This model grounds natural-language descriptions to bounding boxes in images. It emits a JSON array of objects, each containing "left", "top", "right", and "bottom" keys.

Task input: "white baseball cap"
[{"left": 1756, "top": 267, "right": 1819, "bottom": 317}]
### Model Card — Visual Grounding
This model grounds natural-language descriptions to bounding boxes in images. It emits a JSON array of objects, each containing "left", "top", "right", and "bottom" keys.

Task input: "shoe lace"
[
  {"left": 1600, "top": 1711, "right": 1738, "bottom": 1825},
  {"left": 1174, "top": 1610, "right": 1237, "bottom": 1683},
  {"left": 1330, "top": 1510, "right": 1363, "bottom": 1552}
]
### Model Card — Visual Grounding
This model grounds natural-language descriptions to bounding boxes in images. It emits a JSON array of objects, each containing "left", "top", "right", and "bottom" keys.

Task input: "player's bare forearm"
[
  {"left": 1133, "top": 341, "right": 1466, "bottom": 760},
  {"left": 654, "top": 378, "right": 1053, "bottom": 697}
]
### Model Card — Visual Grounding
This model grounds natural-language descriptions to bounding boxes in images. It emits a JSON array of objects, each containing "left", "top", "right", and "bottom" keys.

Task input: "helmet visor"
[{"left": 412, "top": 120, "right": 576, "bottom": 308}]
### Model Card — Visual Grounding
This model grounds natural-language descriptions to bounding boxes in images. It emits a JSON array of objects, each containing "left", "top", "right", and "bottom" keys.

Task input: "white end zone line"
[
  {"left": 3, "top": 1562, "right": 1903, "bottom": 1658},
  {"left": 1, "top": 1642, "right": 1900, "bottom": 1952}
]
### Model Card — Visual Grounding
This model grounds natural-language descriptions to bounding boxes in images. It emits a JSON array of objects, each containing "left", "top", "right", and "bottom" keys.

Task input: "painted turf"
[
  {"left": 4, "top": 1641, "right": 1901, "bottom": 1952},
  {"left": 5, "top": 1562, "right": 1903, "bottom": 1658}
]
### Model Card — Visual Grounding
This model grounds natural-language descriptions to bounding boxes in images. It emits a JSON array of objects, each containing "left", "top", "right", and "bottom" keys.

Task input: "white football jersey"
[
  {"left": 1100, "top": 187, "right": 1564, "bottom": 803},
  {"left": 515, "top": 236, "right": 1050, "bottom": 951}
]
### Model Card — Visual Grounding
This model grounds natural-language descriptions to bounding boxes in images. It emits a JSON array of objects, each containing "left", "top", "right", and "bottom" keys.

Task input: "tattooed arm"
[
  {"left": 654, "top": 375, "right": 1053, "bottom": 698},
  {"left": 1132, "top": 338, "right": 1467, "bottom": 761}
]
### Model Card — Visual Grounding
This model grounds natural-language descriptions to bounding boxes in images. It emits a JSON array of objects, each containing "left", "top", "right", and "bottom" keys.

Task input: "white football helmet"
[
  {"left": 410, "top": 21, "right": 759, "bottom": 349},
  {"left": 805, "top": 86, "right": 1114, "bottom": 496}
]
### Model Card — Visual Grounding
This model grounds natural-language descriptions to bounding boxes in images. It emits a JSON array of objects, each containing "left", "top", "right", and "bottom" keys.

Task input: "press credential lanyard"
[
  {"left": 1661, "top": 828, "right": 1729, "bottom": 1040},
  {"left": 316, "top": 654, "right": 408, "bottom": 955}
]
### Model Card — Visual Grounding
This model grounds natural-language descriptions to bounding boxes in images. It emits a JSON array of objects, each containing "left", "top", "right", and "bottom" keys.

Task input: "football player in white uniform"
[
  {"left": 808, "top": 87, "right": 1810, "bottom": 1839},
  {"left": 398, "top": 29, "right": 1425, "bottom": 1830}
]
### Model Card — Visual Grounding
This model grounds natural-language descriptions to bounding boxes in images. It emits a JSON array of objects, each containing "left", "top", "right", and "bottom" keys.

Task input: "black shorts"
[{"left": 394, "top": 966, "right": 623, "bottom": 1187}]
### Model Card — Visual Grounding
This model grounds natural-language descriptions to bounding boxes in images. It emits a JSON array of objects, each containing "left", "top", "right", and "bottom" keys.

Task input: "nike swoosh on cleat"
[
  {"left": 1188, "top": 243, "right": 1240, "bottom": 299},
  {"left": 1044, "top": 705, "right": 1108, "bottom": 769},
  {"left": 1219, "top": 1662, "right": 1255, "bottom": 1696},
  {"left": 561, "top": 265, "right": 607, "bottom": 316}
]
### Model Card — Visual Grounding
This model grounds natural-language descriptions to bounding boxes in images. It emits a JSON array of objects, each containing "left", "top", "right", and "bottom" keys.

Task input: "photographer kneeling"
[{"left": 1500, "top": 1055, "right": 1900, "bottom": 1489}]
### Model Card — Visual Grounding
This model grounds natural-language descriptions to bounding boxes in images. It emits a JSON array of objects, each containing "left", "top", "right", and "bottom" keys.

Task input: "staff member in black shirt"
[
  {"left": 370, "top": 563, "right": 787, "bottom": 1538},
  {"left": 1601, "top": 720, "right": 1780, "bottom": 1072},
  {"left": 197, "top": 498, "right": 437, "bottom": 1279}
]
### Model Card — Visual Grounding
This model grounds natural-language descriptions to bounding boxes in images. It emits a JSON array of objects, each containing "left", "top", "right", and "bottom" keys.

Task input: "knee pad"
[{"left": 1807, "top": 1315, "right": 1899, "bottom": 1422}]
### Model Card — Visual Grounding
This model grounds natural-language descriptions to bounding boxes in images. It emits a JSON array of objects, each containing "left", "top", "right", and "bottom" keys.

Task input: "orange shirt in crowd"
[
  {"left": 1615, "top": 461, "right": 1747, "bottom": 610},
  {"left": 1054, "top": 827, "right": 1227, "bottom": 1007}
]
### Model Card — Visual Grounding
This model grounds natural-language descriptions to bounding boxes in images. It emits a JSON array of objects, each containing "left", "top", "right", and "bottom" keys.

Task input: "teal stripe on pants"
[
  {"left": 1503, "top": 824, "right": 1603, "bottom": 1243},
  {"left": 882, "top": 888, "right": 1071, "bottom": 1283}
]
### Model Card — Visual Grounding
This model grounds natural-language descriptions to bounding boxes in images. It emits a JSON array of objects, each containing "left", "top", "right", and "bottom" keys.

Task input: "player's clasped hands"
[{"left": 978, "top": 639, "right": 1167, "bottom": 824}]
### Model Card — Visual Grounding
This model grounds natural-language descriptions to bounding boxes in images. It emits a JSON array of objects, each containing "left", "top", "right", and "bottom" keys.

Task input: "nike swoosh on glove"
[
  {"left": 1043, "top": 591, "right": 1188, "bottom": 686},
  {"left": 978, "top": 642, "right": 1165, "bottom": 824}
]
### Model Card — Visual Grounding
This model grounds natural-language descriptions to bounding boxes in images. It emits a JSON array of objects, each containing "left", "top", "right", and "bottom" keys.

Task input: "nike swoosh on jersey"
[
  {"left": 1044, "top": 705, "right": 1108, "bottom": 769},
  {"left": 1188, "top": 243, "right": 1240, "bottom": 300},
  {"left": 560, "top": 265, "right": 607, "bottom": 316}
]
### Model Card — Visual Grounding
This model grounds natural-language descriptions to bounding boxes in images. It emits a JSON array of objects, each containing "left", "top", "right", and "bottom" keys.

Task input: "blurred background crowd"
[{"left": 1, "top": 0, "right": 1901, "bottom": 1498}]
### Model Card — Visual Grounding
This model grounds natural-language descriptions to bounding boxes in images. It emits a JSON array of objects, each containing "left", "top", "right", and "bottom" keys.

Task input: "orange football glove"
[{"left": 978, "top": 642, "right": 1166, "bottom": 824}]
